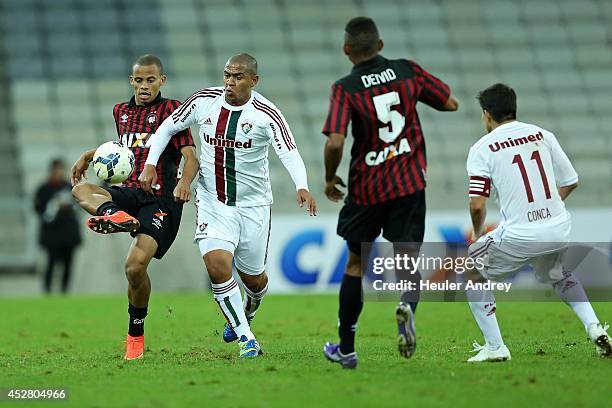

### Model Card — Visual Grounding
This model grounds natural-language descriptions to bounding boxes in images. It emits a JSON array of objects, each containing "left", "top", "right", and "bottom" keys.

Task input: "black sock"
[
  {"left": 338, "top": 274, "right": 363, "bottom": 355},
  {"left": 400, "top": 269, "right": 421, "bottom": 314},
  {"left": 128, "top": 304, "right": 148, "bottom": 337},
  {"left": 96, "top": 201, "right": 120, "bottom": 216}
]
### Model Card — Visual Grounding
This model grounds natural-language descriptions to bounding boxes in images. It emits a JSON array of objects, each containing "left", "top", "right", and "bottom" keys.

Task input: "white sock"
[
  {"left": 553, "top": 272, "right": 599, "bottom": 330},
  {"left": 212, "top": 277, "right": 254, "bottom": 340},
  {"left": 243, "top": 282, "right": 268, "bottom": 320},
  {"left": 467, "top": 288, "right": 504, "bottom": 349}
]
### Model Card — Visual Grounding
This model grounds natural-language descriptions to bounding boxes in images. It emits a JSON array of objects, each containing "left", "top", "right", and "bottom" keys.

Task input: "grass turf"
[{"left": 0, "top": 294, "right": 610, "bottom": 407}]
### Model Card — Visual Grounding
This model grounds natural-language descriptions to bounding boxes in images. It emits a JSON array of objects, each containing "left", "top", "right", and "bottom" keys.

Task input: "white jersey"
[
  {"left": 146, "top": 87, "right": 308, "bottom": 207},
  {"left": 467, "top": 121, "right": 578, "bottom": 244}
]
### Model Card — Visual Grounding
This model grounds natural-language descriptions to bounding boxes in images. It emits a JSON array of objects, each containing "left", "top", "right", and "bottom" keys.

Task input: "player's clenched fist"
[
  {"left": 324, "top": 175, "right": 346, "bottom": 202},
  {"left": 173, "top": 179, "right": 192, "bottom": 203},
  {"left": 138, "top": 164, "right": 158, "bottom": 194}
]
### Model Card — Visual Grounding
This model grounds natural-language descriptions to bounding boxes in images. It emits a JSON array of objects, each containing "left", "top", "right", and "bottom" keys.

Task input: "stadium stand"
[{"left": 1, "top": 0, "right": 610, "bottom": 268}]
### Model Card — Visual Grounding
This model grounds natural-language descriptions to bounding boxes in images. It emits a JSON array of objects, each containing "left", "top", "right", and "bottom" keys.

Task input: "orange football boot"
[
  {"left": 124, "top": 334, "right": 145, "bottom": 360},
  {"left": 87, "top": 210, "right": 139, "bottom": 234}
]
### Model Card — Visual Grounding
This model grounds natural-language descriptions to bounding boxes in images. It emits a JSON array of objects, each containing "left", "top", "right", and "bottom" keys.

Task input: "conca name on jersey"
[
  {"left": 202, "top": 133, "right": 253, "bottom": 149},
  {"left": 361, "top": 68, "right": 397, "bottom": 88},
  {"left": 121, "top": 132, "right": 153, "bottom": 148},
  {"left": 365, "top": 137, "right": 411, "bottom": 167},
  {"left": 489, "top": 131, "right": 544, "bottom": 152}
]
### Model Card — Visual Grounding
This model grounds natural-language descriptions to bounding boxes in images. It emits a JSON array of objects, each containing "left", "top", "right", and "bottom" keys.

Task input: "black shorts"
[
  {"left": 103, "top": 186, "right": 183, "bottom": 259},
  {"left": 337, "top": 190, "right": 426, "bottom": 252}
]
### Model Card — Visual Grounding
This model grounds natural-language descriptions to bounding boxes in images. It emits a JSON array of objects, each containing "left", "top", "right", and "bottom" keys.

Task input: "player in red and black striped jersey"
[
  {"left": 70, "top": 55, "right": 198, "bottom": 360},
  {"left": 322, "top": 17, "right": 459, "bottom": 368}
]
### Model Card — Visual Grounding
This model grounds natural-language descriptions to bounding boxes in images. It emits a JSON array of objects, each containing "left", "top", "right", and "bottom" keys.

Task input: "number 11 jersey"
[
  {"left": 467, "top": 121, "right": 578, "bottom": 243},
  {"left": 322, "top": 55, "right": 451, "bottom": 205}
]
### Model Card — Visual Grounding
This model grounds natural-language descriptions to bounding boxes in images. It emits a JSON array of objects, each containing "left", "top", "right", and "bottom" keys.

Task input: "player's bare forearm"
[
  {"left": 180, "top": 146, "right": 199, "bottom": 185},
  {"left": 469, "top": 197, "right": 488, "bottom": 240},
  {"left": 558, "top": 182, "right": 578, "bottom": 201},
  {"left": 81, "top": 148, "right": 97, "bottom": 162},
  {"left": 324, "top": 133, "right": 345, "bottom": 182},
  {"left": 172, "top": 146, "right": 198, "bottom": 202},
  {"left": 71, "top": 148, "right": 97, "bottom": 186}
]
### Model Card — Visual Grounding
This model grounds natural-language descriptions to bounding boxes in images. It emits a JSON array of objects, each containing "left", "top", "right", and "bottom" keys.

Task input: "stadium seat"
[
  {"left": 559, "top": 0, "right": 600, "bottom": 20},
  {"left": 549, "top": 90, "right": 591, "bottom": 115},
  {"left": 362, "top": 1, "right": 402, "bottom": 25},
  {"left": 522, "top": 1, "right": 562, "bottom": 21},
  {"left": 448, "top": 24, "right": 489, "bottom": 47},
  {"left": 249, "top": 28, "right": 287, "bottom": 52},
  {"left": 81, "top": 7, "right": 120, "bottom": 30},
  {"left": 441, "top": 0, "right": 482, "bottom": 21},
  {"left": 528, "top": 25, "right": 570, "bottom": 46},
  {"left": 481, "top": 1, "right": 520, "bottom": 22},
  {"left": 43, "top": 9, "right": 80, "bottom": 31},
  {"left": 575, "top": 45, "right": 612, "bottom": 68},
  {"left": 487, "top": 23, "right": 530, "bottom": 46},
  {"left": 534, "top": 46, "right": 576, "bottom": 69},
  {"left": 582, "top": 69, "right": 612, "bottom": 91},
  {"left": 1, "top": 9, "right": 37, "bottom": 33},
  {"left": 85, "top": 32, "right": 122, "bottom": 55},
  {"left": 541, "top": 69, "right": 583, "bottom": 92},
  {"left": 50, "top": 55, "right": 87, "bottom": 78},
  {"left": 4, "top": 33, "right": 41, "bottom": 58}
]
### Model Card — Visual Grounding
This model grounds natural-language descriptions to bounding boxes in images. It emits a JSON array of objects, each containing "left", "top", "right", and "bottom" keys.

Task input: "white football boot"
[
  {"left": 587, "top": 323, "right": 612, "bottom": 357},
  {"left": 467, "top": 342, "right": 511, "bottom": 362}
]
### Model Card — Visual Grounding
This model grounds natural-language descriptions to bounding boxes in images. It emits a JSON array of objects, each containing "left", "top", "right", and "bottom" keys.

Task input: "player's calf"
[{"left": 222, "top": 269, "right": 269, "bottom": 343}]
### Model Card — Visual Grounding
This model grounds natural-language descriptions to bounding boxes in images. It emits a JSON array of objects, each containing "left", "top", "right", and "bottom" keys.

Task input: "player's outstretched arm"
[
  {"left": 324, "top": 133, "right": 346, "bottom": 202},
  {"left": 173, "top": 146, "right": 199, "bottom": 203},
  {"left": 276, "top": 148, "right": 315, "bottom": 215},
  {"left": 71, "top": 148, "right": 97, "bottom": 186}
]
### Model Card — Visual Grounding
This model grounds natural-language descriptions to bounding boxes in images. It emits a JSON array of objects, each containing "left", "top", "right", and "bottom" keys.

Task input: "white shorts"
[
  {"left": 469, "top": 233, "right": 567, "bottom": 283},
  {"left": 194, "top": 189, "right": 271, "bottom": 276}
]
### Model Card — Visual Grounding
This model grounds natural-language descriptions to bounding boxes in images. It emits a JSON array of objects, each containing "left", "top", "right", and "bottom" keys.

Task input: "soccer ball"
[{"left": 92, "top": 141, "right": 135, "bottom": 184}]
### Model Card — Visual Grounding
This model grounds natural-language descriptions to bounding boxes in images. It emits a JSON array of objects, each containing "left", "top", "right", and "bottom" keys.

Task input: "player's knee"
[
  {"left": 204, "top": 255, "right": 232, "bottom": 281},
  {"left": 71, "top": 183, "right": 91, "bottom": 201},
  {"left": 125, "top": 254, "right": 149, "bottom": 284}
]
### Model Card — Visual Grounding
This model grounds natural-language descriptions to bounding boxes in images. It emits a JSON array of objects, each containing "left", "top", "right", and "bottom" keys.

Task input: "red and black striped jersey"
[
  {"left": 112, "top": 93, "right": 194, "bottom": 198},
  {"left": 322, "top": 55, "right": 451, "bottom": 205}
]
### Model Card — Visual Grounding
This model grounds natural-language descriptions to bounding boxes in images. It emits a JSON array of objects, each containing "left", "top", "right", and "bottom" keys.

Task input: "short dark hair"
[
  {"left": 477, "top": 83, "right": 517, "bottom": 122},
  {"left": 227, "top": 53, "right": 258, "bottom": 76},
  {"left": 133, "top": 54, "right": 164, "bottom": 74},
  {"left": 345, "top": 17, "right": 380, "bottom": 57}
]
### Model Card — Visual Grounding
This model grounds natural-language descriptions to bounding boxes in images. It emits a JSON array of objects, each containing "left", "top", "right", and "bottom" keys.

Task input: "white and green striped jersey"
[{"left": 145, "top": 87, "right": 308, "bottom": 207}]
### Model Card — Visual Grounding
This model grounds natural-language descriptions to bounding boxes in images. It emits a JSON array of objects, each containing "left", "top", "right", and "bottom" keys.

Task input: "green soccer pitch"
[{"left": 1, "top": 294, "right": 610, "bottom": 407}]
